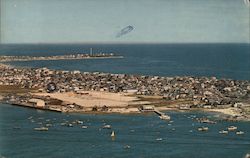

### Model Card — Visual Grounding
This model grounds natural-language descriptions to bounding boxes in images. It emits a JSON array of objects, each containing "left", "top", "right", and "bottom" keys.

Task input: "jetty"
[{"left": 154, "top": 109, "right": 171, "bottom": 120}]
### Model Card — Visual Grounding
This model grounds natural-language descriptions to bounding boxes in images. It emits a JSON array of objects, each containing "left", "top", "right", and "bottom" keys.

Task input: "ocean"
[
  {"left": 1, "top": 43, "right": 250, "bottom": 80},
  {"left": 0, "top": 43, "right": 250, "bottom": 158}
]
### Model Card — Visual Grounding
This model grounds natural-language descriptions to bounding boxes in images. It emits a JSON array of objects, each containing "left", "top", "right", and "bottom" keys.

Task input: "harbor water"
[
  {"left": 1, "top": 103, "right": 250, "bottom": 158},
  {"left": 0, "top": 43, "right": 250, "bottom": 157}
]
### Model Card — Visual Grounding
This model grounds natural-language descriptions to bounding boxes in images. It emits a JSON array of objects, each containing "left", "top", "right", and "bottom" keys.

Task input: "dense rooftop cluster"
[{"left": 0, "top": 65, "right": 250, "bottom": 107}]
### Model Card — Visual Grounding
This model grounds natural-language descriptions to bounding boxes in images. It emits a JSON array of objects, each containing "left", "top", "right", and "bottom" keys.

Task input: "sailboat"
[{"left": 111, "top": 131, "right": 115, "bottom": 137}]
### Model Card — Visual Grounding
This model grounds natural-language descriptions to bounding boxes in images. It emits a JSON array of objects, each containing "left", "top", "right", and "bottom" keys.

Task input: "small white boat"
[
  {"left": 34, "top": 127, "right": 48, "bottom": 131},
  {"left": 111, "top": 131, "right": 115, "bottom": 137},
  {"left": 77, "top": 120, "right": 83, "bottom": 124},
  {"left": 159, "top": 115, "right": 171, "bottom": 120},
  {"left": 81, "top": 126, "right": 88, "bottom": 129},
  {"left": 124, "top": 145, "right": 131, "bottom": 149},
  {"left": 219, "top": 130, "right": 228, "bottom": 134},
  {"left": 236, "top": 131, "right": 244, "bottom": 135},
  {"left": 156, "top": 138, "right": 163, "bottom": 141},
  {"left": 228, "top": 126, "right": 237, "bottom": 131},
  {"left": 45, "top": 124, "right": 52, "bottom": 127},
  {"left": 103, "top": 125, "right": 112, "bottom": 129},
  {"left": 198, "top": 127, "right": 208, "bottom": 131}
]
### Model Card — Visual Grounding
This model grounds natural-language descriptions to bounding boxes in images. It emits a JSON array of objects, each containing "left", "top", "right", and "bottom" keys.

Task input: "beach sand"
[
  {"left": 34, "top": 91, "right": 150, "bottom": 109},
  {"left": 205, "top": 107, "right": 242, "bottom": 116}
]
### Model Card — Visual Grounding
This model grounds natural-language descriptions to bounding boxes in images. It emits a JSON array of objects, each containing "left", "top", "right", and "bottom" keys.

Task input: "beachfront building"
[{"left": 28, "top": 99, "right": 45, "bottom": 108}]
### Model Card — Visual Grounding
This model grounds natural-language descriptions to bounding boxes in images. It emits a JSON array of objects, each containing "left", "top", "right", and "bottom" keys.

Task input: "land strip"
[{"left": 0, "top": 63, "right": 250, "bottom": 120}]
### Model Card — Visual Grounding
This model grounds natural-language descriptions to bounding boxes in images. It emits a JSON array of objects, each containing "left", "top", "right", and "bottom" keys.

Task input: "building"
[
  {"left": 139, "top": 105, "right": 155, "bottom": 112},
  {"left": 29, "top": 99, "right": 45, "bottom": 107}
]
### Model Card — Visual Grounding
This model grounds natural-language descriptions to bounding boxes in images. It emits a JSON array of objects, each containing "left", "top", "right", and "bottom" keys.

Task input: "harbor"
[{"left": 1, "top": 102, "right": 250, "bottom": 158}]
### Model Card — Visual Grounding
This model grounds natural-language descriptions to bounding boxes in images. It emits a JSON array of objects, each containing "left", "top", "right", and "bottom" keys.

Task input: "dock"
[{"left": 154, "top": 109, "right": 171, "bottom": 120}]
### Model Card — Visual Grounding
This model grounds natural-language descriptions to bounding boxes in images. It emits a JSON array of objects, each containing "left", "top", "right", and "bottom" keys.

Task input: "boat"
[
  {"left": 236, "top": 131, "right": 244, "bottom": 135},
  {"left": 156, "top": 138, "right": 163, "bottom": 141},
  {"left": 81, "top": 126, "right": 88, "bottom": 129},
  {"left": 34, "top": 127, "right": 49, "bottom": 131},
  {"left": 159, "top": 115, "right": 171, "bottom": 120},
  {"left": 198, "top": 127, "right": 209, "bottom": 131},
  {"left": 45, "top": 124, "right": 52, "bottom": 127},
  {"left": 103, "top": 125, "right": 112, "bottom": 129},
  {"left": 77, "top": 120, "right": 83, "bottom": 124},
  {"left": 196, "top": 117, "right": 216, "bottom": 124},
  {"left": 219, "top": 130, "right": 228, "bottom": 134},
  {"left": 111, "top": 131, "right": 115, "bottom": 137},
  {"left": 124, "top": 145, "right": 131, "bottom": 149},
  {"left": 228, "top": 126, "right": 237, "bottom": 131}
]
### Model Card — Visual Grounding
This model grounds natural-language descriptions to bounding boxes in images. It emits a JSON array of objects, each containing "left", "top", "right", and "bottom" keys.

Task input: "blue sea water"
[
  {"left": 0, "top": 103, "right": 250, "bottom": 158},
  {"left": 0, "top": 43, "right": 250, "bottom": 80},
  {"left": 0, "top": 43, "right": 250, "bottom": 158}
]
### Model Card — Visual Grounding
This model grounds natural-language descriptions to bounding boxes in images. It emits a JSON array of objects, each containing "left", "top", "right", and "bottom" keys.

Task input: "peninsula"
[
  {"left": 0, "top": 52, "right": 123, "bottom": 62},
  {"left": 0, "top": 64, "right": 250, "bottom": 121}
]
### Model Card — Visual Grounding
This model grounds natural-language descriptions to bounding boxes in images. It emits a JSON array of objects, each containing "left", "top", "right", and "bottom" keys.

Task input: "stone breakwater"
[
  {"left": 0, "top": 64, "right": 250, "bottom": 119},
  {"left": 0, "top": 53, "right": 122, "bottom": 62}
]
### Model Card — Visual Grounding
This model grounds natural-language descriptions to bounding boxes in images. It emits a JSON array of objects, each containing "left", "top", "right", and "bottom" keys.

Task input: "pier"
[{"left": 154, "top": 109, "right": 171, "bottom": 120}]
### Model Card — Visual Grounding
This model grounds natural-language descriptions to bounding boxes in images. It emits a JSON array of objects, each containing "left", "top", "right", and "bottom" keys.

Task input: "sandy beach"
[
  {"left": 205, "top": 108, "right": 242, "bottom": 116},
  {"left": 33, "top": 91, "right": 150, "bottom": 113}
]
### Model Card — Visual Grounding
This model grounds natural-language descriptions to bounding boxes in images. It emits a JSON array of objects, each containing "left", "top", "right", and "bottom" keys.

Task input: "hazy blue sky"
[{"left": 0, "top": 0, "right": 249, "bottom": 43}]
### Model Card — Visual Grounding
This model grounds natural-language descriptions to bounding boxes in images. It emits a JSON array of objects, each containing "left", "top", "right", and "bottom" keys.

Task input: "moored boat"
[
  {"left": 236, "top": 131, "right": 244, "bottom": 135},
  {"left": 103, "top": 125, "right": 112, "bottom": 129},
  {"left": 198, "top": 127, "right": 209, "bottom": 131},
  {"left": 159, "top": 115, "right": 171, "bottom": 120},
  {"left": 34, "top": 127, "right": 49, "bottom": 131},
  {"left": 219, "top": 130, "right": 228, "bottom": 134},
  {"left": 228, "top": 126, "right": 237, "bottom": 131},
  {"left": 111, "top": 131, "right": 115, "bottom": 137}
]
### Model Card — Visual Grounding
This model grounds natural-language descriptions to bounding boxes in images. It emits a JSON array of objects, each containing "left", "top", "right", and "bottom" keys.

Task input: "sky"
[{"left": 0, "top": 0, "right": 249, "bottom": 44}]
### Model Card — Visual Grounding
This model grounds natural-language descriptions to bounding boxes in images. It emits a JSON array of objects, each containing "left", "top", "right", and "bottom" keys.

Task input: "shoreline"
[
  {"left": 2, "top": 100, "right": 248, "bottom": 122},
  {"left": 1, "top": 90, "right": 249, "bottom": 121}
]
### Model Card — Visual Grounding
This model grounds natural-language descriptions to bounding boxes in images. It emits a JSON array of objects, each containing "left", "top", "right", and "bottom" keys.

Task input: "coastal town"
[{"left": 0, "top": 63, "right": 250, "bottom": 121}]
